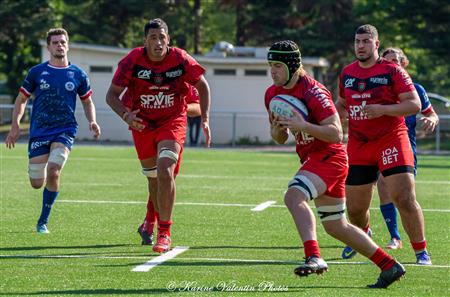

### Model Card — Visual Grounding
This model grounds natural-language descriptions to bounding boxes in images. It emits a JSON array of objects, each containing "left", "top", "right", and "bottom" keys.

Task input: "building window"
[
  {"left": 213, "top": 69, "right": 236, "bottom": 76},
  {"left": 90, "top": 66, "right": 113, "bottom": 73},
  {"left": 244, "top": 69, "right": 267, "bottom": 76}
]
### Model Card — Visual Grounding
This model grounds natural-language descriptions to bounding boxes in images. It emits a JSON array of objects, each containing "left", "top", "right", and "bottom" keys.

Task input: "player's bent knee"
[
  {"left": 288, "top": 175, "right": 318, "bottom": 201},
  {"left": 48, "top": 147, "right": 69, "bottom": 168},
  {"left": 28, "top": 163, "right": 47, "bottom": 180},
  {"left": 142, "top": 166, "right": 157, "bottom": 178},
  {"left": 30, "top": 178, "right": 45, "bottom": 189},
  {"left": 317, "top": 202, "right": 346, "bottom": 222},
  {"left": 158, "top": 147, "right": 178, "bottom": 163}
]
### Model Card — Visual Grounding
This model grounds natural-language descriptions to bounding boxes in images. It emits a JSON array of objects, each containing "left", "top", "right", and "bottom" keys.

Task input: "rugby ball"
[{"left": 269, "top": 94, "right": 308, "bottom": 119}]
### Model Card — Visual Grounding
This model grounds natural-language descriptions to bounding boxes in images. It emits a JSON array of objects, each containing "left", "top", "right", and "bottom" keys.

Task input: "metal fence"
[{"left": 1, "top": 104, "right": 449, "bottom": 153}]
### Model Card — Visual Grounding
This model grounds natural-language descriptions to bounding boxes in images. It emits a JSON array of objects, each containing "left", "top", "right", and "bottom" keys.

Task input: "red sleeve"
[
  {"left": 305, "top": 84, "right": 337, "bottom": 123},
  {"left": 185, "top": 85, "right": 200, "bottom": 104},
  {"left": 338, "top": 71, "right": 345, "bottom": 99},
  {"left": 112, "top": 50, "right": 135, "bottom": 87},
  {"left": 392, "top": 65, "right": 415, "bottom": 95},
  {"left": 264, "top": 87, "right": 275, "bottom": 113},
  {"left": 181, "top": 50, "right": 205, "bottom": 85}
]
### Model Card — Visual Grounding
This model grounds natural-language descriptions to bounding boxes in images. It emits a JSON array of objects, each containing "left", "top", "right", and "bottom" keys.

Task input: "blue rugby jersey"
[
  {"left": 405, "top": 83, "right": 432, "bottom": 150},
  {"left": 19, "top": 61, "right": 92, "bottom": 138}
]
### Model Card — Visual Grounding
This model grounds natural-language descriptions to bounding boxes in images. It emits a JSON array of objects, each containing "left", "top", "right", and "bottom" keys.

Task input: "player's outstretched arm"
[
  {"left": 194, "top": 76, "right": 211, "bottom": 147},
  {"left": 80, "top": 96, "right": 101, "bottom": 139},
  {"left": 5, "top": 92, "right": 28, "bottom": 149}
]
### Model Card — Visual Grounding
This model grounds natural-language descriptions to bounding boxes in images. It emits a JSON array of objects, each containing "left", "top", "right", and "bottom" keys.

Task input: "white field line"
[
  {"left": 251, "top": 200, "right": 276, "bottom": 211},
  {"left": 0, "top": 254, "right": 448, "bottom": 269},
  {"left": 57, "top": 199, "right": 450, "bottom": 213},
  {"left": 131, "top": 246, "right": 189, "bottom": 272}
]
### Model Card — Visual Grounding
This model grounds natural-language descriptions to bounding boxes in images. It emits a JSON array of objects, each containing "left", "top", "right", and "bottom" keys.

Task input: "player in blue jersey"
[
  {"left": 341, "top": 47, "right": 438, "bottom": 265},
  {"left": 379, "top": 48, "right": 438, "bottom": 258},
  {"left": 5, "top": 28, "right": 101, "bottom": 234}
]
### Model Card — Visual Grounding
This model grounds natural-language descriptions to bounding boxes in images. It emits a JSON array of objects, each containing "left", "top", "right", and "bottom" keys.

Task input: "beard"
[{"left": 356, "top": 52, "right": 373, "bottom": 63}]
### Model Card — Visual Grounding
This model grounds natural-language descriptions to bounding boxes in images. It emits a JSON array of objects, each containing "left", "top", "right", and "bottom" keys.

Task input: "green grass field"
[{"left": 1, "top": 144, "right": 449, "bottom": 296}]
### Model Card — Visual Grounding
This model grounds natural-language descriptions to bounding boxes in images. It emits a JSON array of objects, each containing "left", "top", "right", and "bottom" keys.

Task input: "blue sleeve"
[
  {"left": 21, "top": 66, "right": 38, "bottom": 95},
  {"left": 414, "top": 83, "right": 431, "bottom": 112},
  {"left": 77, "top": 69, "right": 92, "bottom": 99}
]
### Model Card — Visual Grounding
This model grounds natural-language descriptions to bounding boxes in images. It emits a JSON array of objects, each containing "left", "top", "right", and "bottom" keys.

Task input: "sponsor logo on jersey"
[
  {"left": 40, "top": 79, "right": 50, "bottom": 90},
  {"left": 140, "top": 92, "right": 175, "bottom": 109},
  {"left": 309, "top": 86, "right": 331, "bottom": 109},
  {"left": 348, "top": 100, "right": 368, "bottom": 120},
  {"left": 344, "top": 78, "right": 355, "bottom": 88},
  {"left": 154, "top": 75, "right": 163, "bottom": 85},
  {"left": 65, "top": 81, "right": 75, "bottom": 91},
  {"left": 165, "top": 69, "right": 183, "bottom": 78},
  {"left": 67, "top": 71, "right": 75, "bottom": 78},
  {"left": 351, "top": 93, "right": 371, "bottom": 99},
  {"left": 41, "top": 71, "right": 50, "bottom": 76},
  {"left": 358, "top": 82, "right": 366, "bottom": 92},
  {"left": 382, "top": 146, "right": 399, "bottom": 165},
  {"left": 295, "top": 131, "right": 314, "bottom": 145},
  {"left": 369, "top": 77, "right": 388, "bottom": 85},
  {"left": 138, "top": 69, "right": 152, "bottom": 79},
  {"left": 149, "top": 85, "right": 170, "bottom": 90},
  {"left": 30, "top": 140, "right": 50, "bottom": 150}
]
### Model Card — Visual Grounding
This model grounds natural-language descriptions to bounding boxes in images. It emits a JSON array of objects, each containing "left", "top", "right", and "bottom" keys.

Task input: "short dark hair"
[
  {"left": 144, "top": 18, "right": 169, "bottom": 37},
  {"left": 355, "top": 24, "right": 378, "bottom": 39},
  {"left": 46, "top": 28, "right": 69, "bottom": 45}
]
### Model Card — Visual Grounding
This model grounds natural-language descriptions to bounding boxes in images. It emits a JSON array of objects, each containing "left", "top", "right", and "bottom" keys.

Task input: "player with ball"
[{"left": 264, "top": 40, "right": 404, "bottom": 288}]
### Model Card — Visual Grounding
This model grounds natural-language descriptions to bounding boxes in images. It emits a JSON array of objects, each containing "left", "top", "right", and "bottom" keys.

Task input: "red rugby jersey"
[
  {"left": 185, "top": 84, "right": 200, "bottom": 104},
  {"left": 113, "top": 47, "right": 205, "bottom": 129},
  {"left": 339, "top": 59, "right": 415, "bottom": 141},
  {"left": 265, "top": 74, "right": 345, "bottom": 162}
]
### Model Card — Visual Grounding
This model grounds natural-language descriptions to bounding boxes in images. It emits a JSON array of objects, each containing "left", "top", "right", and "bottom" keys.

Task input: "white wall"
[{"left": 42, "top": 43, "right": 326, "bottom": 144}]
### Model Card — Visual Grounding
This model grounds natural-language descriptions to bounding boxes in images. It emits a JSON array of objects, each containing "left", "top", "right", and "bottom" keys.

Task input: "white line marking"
[
  {"left": 131, "top": 246, "right": 189, "bottom": 272},
  {"left": 251, "top": 201, "right": 276, "bottom": 211},
  {"left": 57, "top": 199, "right": 450, "bottom": 213},
  {"left": 1, "top": 254, "right": 448, "bottom": 268}
]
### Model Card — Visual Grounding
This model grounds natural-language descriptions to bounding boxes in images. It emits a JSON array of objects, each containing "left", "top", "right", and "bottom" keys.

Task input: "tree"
[{"left": 0, "top": 0, "right": 55, "bottom": 97}]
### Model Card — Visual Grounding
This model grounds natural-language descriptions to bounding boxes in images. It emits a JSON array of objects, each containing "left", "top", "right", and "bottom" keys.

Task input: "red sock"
[
  {"left": 370, "top": 248, "right": 395, "bottom": 271},
  {"left": 144, "top": 198, "right": 157, "bottom": 233},
  {"left": 303, "top": 240, "right": 321, "bottom": 258},
  {"left": 411, "top": 240, "right": 427, "bottom": 252},
  {"left": 362, "top": 225, "right": 370, "bottom": 234},
  {"left": 158, "top": 220, "right": 173, "bottom": 237}
]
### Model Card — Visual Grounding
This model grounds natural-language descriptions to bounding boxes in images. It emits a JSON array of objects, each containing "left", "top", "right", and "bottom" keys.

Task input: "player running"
[
  {"left": 106, "top": 18, "right": 211, "bottom": 253},
  {"left": 5, "top": 28, "right": 101, "bottom": 233},
  {"left": 265, "top": 40, "right": 405, "bottom": 288}
]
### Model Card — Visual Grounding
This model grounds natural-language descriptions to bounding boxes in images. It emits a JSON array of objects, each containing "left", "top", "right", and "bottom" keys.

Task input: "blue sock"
[
  {"left": 380, "top": 202, "right": 401, "bottom": 240},
  {"left": 37, "top": 188, "right": 59, "bottom": 225}
]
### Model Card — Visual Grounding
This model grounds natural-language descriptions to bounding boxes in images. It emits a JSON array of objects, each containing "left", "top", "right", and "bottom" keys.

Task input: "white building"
[{"left": 40, "top": 41, "right": 329, "bottom": 144}]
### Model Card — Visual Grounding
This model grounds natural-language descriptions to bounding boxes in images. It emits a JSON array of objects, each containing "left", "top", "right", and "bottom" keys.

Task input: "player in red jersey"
[
  {"left": 137, "top": 84, "right": 202, "bottom": 246},
  {"left": 336, "top": 24, "right": 431, "bottom": 265},
  {"left": 106, "top": 18, "right": 211, "bottom": 253},
  {"left": 266, "top": 40, "right": 404, "bottom": 288}
]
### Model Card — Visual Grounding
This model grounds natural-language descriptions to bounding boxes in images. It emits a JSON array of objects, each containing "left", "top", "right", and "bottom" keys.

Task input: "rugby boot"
[
  {"left": 152, "top": 234, "right": 171, "bottom": 253},
  {"left": 294, "top": 256, "right": 328, "bottom": 277},
  {"left": 137, "top": 224, "right": 153, "bottom": 245},
  {"left": 368, "top": 261, "right": 405, "bottom": 288},
  {"left": 415, "top": 251, "right": 432, "bottom": 265},
  {"left": 386, "top": 238, "right": 403, "bottom": 250}
]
